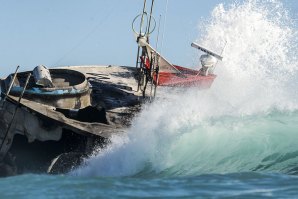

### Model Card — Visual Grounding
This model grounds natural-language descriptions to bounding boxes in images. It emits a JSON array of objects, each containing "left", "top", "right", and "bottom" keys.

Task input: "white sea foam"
[{"left": 72, "top": 0, "right": 298, "bottom": 177}]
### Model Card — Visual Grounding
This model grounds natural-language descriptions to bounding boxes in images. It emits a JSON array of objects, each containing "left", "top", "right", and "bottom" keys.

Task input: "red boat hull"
[
  {"left": 140, "top": 56, "right": 216, "bottom": 88},
  {"left": 156, "top": 65, "right": 216, "bottom": 88}
]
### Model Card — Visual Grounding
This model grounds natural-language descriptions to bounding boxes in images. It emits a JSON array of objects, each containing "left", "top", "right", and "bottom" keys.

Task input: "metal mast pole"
[
  {"left": 147, "top": 0, "right": 155, "bottom": 43},
  {"left": 135, "top": 0, "right": 147, "bottom": 69}
]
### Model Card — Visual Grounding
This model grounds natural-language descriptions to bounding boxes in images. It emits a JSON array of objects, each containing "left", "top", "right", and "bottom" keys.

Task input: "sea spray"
[
  {"left": 72, "top": 0, "right": 298, "bottom": 177},
  {"left": 196, "top": 0, "right": 298, "bottom": 114}
]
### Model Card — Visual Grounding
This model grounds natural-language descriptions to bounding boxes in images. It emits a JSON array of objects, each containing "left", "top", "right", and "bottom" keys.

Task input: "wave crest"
[{"left": 72, "top": 0, "right": 298, "bottom": 177}]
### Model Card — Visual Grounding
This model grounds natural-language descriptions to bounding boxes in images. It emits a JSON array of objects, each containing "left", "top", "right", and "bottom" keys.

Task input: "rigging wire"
[
  {"left": 53, "top": 1, "right": 118, "bottom": 66},
  {"left": 149, "top": 14, "right": 162, "bottom": 100},
  {"left": 155, "top": 15, "right": 162, "bottom": 51},
  {"left": 151, "top": 0, "right": 169, "bottom": 99},
  {"left": 159, "top": 0, "right": 169, "bottom": 56},
  {"left": 147, "top": 0, "right": 155, "bottom": 42}
]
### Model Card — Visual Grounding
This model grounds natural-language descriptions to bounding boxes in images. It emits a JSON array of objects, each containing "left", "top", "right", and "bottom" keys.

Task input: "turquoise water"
[
  {"left": 1, "top": 0, "right": 298, "bottom": 198},
  {"left": 1, "top": 172, "right": 298, "bottom": 198}
]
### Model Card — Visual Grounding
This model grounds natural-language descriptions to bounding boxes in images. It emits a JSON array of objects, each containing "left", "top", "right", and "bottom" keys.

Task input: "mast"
[
  {"left": 133, "top": 0, "right": 158, "bottom": 97},
  {"left": 135, "top": 0, "right": 147, "bottom": 69},
  {"left": 146, "top": 0, "right": 155, "bottom": 43}
]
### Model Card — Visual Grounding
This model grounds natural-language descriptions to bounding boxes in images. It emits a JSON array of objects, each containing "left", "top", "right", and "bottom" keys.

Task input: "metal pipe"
[
  {"left": 153, "top": 65, "right": 159, "bottom": 98},
  {"left": 136, "top": 0, "right": 147, "bottom": 91},
  {"left": 147, "top": 0, "right": 155, "bottom": 42},
  {"left": 135, "top": 46, "right": 140, "bottom": 68},
  {"left": 139, "top": 0, "right": 147, "bottom": 36},
  {"left": 15, "top": 73, "right": 31, "bottom": 105},
  {"left": 149, "top": 51, "right": 155, "bottom": 101},
  {"left": 0, "top": 73, "right": 31, "bottom": 160},
  {"left": 2, "top": 65, "right": 20, "bottom": 102}
]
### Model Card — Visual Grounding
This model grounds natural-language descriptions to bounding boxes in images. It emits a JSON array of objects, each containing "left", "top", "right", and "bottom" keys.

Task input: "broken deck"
[{"left": 0, "top": 65, "right": 145, "bottom": 176}]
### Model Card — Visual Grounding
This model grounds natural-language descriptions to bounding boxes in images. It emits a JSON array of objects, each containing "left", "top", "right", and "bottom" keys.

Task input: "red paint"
[
  {"left": 140, "top": 57, "right": 216, "bottom": 88},
  {"left": 156, "top": 65, "right": 216, "bottom": 88}
]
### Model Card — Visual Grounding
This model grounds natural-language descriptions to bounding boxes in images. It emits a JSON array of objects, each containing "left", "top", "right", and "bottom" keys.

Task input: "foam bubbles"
[
  {"left": 72, "top": 0, "right": 298, "bottom": 177},
  {"left": 196, "top": 0, "right": 298, "bottom": 114}
]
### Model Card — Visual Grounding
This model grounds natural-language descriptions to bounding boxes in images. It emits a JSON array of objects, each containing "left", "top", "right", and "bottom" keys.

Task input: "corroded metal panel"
[{"left": 3, "top": 69, "right": 91, "bottom": 109}]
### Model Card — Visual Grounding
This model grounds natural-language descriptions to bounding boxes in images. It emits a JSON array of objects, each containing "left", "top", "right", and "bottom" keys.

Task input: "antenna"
[
  {"left": 133, "top": 0, "right": 157, "bottom": 94},
  {"left": 191, "top": 42, "right": 225, "bottom": 76},
  {"left": 191, "top": 42, "right": 223, "bottom": 61}
]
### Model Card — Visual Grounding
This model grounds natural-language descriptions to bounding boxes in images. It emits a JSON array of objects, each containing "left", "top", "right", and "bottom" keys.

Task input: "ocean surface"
[
  {"left": 0, "top": 172, "right": 298, "bottom": 198},
  {"left": 1, "top": 0, "right": 298, "bottom": 198}
]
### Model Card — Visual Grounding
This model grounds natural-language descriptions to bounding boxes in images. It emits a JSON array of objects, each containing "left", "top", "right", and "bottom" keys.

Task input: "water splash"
[
  {"left": 196, "top": 0, "right": 298, "bottom": 114},
  {"left": 72, "top": 0, "right": 298, "bottom": 177}
]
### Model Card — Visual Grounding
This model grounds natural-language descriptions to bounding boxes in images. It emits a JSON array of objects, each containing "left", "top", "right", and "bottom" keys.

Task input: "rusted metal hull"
[
  {"left": 0, "top": 65, "right": 142, "bottom": 176},
  {"left": 2, "top": 69, "right": 91, "bottom": 109}
]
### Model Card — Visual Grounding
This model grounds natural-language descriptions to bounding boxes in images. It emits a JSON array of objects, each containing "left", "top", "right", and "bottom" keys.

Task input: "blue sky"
[{"left": 0, "top": 0, "right": 297, "bottom": 77}]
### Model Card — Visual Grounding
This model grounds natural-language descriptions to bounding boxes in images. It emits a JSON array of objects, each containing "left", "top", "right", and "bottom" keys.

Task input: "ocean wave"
[{"left": 72, "top": 0, "right": 298, "bottom": 177}]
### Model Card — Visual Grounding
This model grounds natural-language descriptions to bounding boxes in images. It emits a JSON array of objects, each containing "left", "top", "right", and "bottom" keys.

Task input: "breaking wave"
[{"left": 72, "top": 0, "right": 298, "bottom": 177}]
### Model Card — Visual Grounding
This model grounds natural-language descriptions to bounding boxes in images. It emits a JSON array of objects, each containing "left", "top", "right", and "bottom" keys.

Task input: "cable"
[
  {"left": 53, "top": 1, "right": 119, "bottom": 66},
  {"left": 160, "top": 0, "right": 169, "bottom": 56}
]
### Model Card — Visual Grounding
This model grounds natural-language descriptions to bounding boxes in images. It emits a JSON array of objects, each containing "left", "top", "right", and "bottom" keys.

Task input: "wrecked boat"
[
  {"left": 0, "top": 65, "right": 142, "bottom": 176},
  {"left": 0, "top": 0, "right": 225, "bottom": 177},
  {"left": 132, "top": 1, "right": 224, "bottom": 98}
]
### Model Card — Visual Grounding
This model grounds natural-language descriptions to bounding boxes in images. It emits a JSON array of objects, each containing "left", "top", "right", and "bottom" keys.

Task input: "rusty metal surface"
[
  {"left": 0, "top": 65, "right": 145, "bottom": 139},
  {"left": 0, "top": 65, "right": 145, "bottom": 165},
  {"left": 0, "top": 99, "right": 63, "bottom": 160},
  {"left": 66, "top": 65, "right": 143, "bottom": 126},
  {"left": 6, "top": 95, "right": 123, "bottom": 139},
  {"left": 3, "top": 69, "right": 91, "bottom": 109},
  {"left": 0, "top": 65, "right": 152, "bottom": 176}
]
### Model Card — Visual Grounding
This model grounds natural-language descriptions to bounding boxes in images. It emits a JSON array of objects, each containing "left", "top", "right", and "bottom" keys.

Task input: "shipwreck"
[
  {"left": 0, "top": 65, "right": 143, "bottom": 176},
  {"left": 0, "top": 0, "right": 224, "bottom": 177}
]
